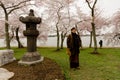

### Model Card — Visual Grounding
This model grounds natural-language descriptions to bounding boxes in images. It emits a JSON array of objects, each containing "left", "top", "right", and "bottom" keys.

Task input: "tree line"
[{"left": 0, "top": 0, "right": 120, "bottom": 53}]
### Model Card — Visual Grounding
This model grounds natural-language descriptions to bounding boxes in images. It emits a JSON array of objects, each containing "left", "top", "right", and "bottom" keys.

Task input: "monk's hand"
[{"left": 66, "top": 48, "right": 71, "bottom": 56}]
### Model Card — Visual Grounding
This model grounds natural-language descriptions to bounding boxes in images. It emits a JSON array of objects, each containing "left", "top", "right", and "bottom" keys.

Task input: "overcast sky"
[
  {"left": 28, "top": 0, "right": 120, "bottom": 18},
  {"left": 76, "top": 0, "right": 120, "bottom": 17}
]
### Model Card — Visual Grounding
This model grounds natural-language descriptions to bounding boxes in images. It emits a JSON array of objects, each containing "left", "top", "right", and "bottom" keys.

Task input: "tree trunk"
[
  {"left": 56, "top": 25, "right": 60, "bottom": 51},
  {"left": 85, "top": 0, "right": 98, "bottom": 53},
  {"left": 79, "top": 35, "right": 82, "bottom": 48},
  {"left": 15, "top": 27, "right": 24, "bottom": 48},
  {"left": 5, "top": 13, "right": 11, "bottom": 49},
  {"left": 89, "top": 31, "right": 92, "bottom": 48},
  {"left": 92, "top": 22, "right": 97, "bottom": 52},
  {"left": 91, "top": 8, "right": 97, "bottom": 52},
  {"left": 60, "top": 33, "right": 64, "bottom": 49},
  {"left": 1, "top": 2, "right": 11, "bottom": 49},
  {"left": 60, "top": 32, "right": 67, "bottom": 49},
  {"left": 77, "top": 33, "right": 83, "bottom": 48},
  {"left": 75, "top": 24, "right": 83, "bottom": 48}
]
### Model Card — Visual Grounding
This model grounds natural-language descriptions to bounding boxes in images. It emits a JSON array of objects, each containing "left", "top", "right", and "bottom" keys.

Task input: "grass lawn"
[{"left": 1, "top": 47, "right": 120, "bottom": 80}]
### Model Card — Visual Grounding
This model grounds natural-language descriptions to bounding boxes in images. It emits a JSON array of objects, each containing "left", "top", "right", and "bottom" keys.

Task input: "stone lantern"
[{"left": 18, "top": 9, "right": 43, "bottom": 65}]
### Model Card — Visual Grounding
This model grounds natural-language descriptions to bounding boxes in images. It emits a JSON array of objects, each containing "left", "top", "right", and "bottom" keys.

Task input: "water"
[{"left": 0, "top": 36, "right": 120, "bottom": 48}]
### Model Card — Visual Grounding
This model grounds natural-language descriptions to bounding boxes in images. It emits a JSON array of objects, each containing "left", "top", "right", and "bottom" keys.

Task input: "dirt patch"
[{"left": 1, "top": 57, "right": 65, "bottom": 80}]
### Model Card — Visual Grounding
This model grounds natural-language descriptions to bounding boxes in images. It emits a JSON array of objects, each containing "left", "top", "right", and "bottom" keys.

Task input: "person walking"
[{"left": 66, "top": 27, "right": 81, "bottom": 69}]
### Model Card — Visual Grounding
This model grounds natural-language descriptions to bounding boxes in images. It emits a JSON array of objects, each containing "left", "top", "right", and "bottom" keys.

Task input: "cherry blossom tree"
[
  {"left": 104, "top": 10, "right": 120, "bottom": 46},
  {"left": 9, "top": 14, "right": 25, "bottom": 48},
  {"left": 85, "top": 0, "right": 98, "bottom": 53},
  {"left": 111, "top": 10, "right": 120, "bottom": 34},
  {"left": 75, "top": 4, "right": 108, "bottom": 48},
  {"left": 74, "top": 7, "right": 91, "bottom": 48},
  {"left": 60, "top": 0, "right": 75, "bottom": 49},
  {"left": 0, "top": 0, "right": 31, "bottom": 49},
  {"left": 37, "top": 20, "right": 49, "bottom": 46},
  {"left": 44, "top": 0, "right": 75, "bottom": 50}
]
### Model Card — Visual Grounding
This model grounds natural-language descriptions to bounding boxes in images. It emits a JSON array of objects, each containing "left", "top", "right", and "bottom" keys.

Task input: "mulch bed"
[{"left": 1, "top": 57, "right": 65, "bottom": 80}]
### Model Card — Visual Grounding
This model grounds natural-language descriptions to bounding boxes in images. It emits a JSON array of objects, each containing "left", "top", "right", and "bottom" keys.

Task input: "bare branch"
[
  {"left": 0, "top": 1, "right": 8, "bottom": 15},
  {"left": 56, "top": 5, "right": 64, "bottom": 24},
  {"left": 6, "top": 0, "right": 31, "bottom": 9},
  {"left": 8, "top": 0, "right": 32, "bottom": 15},
  {"left": 85, "top": 0, "right": 97, "bottom": 9},
  {"left": 85, "top": 0, "right": 92, "bottom": 9},
  {"left": 8, "top": 6, "right": 22, "bottom": 14},
  {"left": 93, "top": 0, "right": 97, "bottom": 8}
]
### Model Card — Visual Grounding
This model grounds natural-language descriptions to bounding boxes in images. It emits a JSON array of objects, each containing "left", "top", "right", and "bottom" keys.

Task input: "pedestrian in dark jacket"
[
  {"left": 67, "top": 27, "right": 81, "bottom": 69},
  {"left": 99, "top": 40, "right": 103, "bottom": 48}
]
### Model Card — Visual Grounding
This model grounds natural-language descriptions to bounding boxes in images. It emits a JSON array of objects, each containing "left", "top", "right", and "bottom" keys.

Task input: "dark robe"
[{"left": 67, "top": 33, "right": 81, "bottom": 68}]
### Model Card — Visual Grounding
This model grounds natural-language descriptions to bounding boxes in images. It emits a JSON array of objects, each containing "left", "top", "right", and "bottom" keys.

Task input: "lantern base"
[{"left": 18, "top": 52, "right": 44, "bottom": 65}]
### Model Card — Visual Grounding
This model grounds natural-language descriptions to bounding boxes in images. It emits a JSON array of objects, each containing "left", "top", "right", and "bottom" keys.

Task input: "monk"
[{"left": 67, "top": 27, "right": 81, "bottom": 69}]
